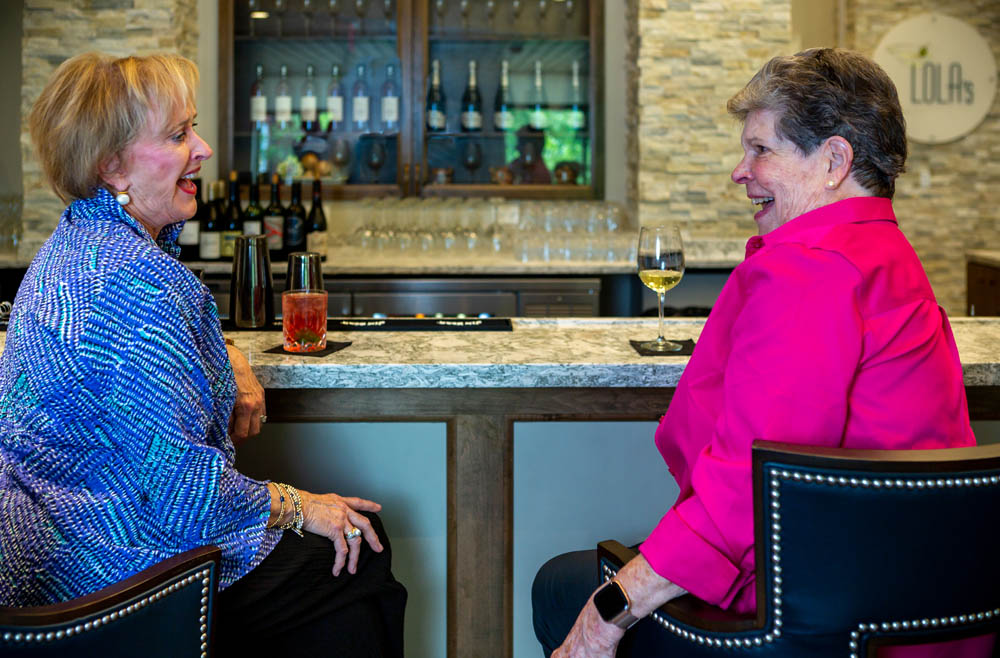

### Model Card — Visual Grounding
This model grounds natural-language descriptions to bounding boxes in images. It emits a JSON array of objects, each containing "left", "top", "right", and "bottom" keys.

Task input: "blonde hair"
[{"left": 29, "top": 52, "right": 199, "bottom": 203}]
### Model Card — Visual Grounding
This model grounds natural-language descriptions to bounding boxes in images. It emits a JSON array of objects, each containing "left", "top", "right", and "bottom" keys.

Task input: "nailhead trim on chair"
[
  {"left": 601, "top": 468, "right": 1000, "bottom": 653},
  {"left": 1, "top": 568, "right": 213, "bottom": 658},
  {"left": 772, "top": 468, "right": 1000, "bottom": 658}
]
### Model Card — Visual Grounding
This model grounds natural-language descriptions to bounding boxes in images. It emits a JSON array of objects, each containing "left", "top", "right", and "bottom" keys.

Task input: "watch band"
[{"left": 594, "top": 580, "right": 640, "bottom": 630}]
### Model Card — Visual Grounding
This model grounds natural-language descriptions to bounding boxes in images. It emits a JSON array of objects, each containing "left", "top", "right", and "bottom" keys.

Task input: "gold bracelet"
[
  {"left": 267, "top": 482, "right": 286, "bottom": 529},
  {"left": 276, "top": 483, "right": 304, "bottom": 536},
  {"left": 224, "top": 337, "right": 236, "bottom": 347}
]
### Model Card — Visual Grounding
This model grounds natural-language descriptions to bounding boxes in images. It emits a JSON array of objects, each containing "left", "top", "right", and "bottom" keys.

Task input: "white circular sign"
[{"left": 873, "top": 13, "right": 997, "bottom": 144}]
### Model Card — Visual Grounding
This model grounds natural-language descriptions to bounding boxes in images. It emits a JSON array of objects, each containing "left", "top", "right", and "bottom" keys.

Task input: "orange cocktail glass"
[{"left": 281, "top": 290, "right": 328, "bottom": 352}]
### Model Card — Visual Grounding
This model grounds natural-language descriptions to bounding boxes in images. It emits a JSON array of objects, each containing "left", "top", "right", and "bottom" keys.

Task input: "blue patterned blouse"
[{"left": 0, "top": 188, "right": 281, "bottom": 605}]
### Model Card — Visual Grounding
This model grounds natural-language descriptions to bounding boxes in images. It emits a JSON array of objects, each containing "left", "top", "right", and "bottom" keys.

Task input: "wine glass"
[
  {"left": 636, "top": 225, "right": 685, "bottom": 352},
  {"left": 485, "top": 0, "right": 496, "bottom": 24},
  {"left": 383, "top": 0, "right": 392, "bottom": 19},
  {"left": 511, "top": 0, "right": 521, "bottom": 18},
  {"left": 462, "top": 142, "right": 483, "bottom": 181},
  {"left": 537, "top": 0, "right": 547, "bottom": 17},
  {"left": 273, "top": 0, "right": 287, "bottom": 36},
  {"left": 366, "top": 140, "right": 387, "bottom": 182},
  {"left": 302, "top": 0, "right": 315, "bottom": 36},
  {"left": 328, "top": 0, "right": 340, "bottom": 34},
  {"left": 331, "top": 137, "right": 351, "bottom": 184}
]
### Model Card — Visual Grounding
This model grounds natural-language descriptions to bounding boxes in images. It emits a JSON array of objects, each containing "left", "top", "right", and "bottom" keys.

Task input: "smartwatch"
[{"left": 593, "top": 580, "right": 640, "bottom": 630}]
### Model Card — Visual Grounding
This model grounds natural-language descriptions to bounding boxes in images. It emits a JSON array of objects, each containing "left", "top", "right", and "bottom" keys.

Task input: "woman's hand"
[
  {"left": 299, "top": 490, "right": 384, "bottom": 576},
  {"left": 552, "top": 599, "right": 623, "bottom": 658},
  {"left": 226, "top": 344, "right": 266, "bottom": 444}
]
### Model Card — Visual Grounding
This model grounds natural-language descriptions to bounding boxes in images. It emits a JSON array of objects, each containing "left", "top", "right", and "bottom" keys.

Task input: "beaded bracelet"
[
  {"left": 276, "top": 482, "right": 304, "bottom": 536},
  {"left": 267, "top": 482, "right": 286, "bottom": 529}
]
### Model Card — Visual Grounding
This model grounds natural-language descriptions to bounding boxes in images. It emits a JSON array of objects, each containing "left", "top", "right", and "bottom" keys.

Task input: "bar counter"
[{"left": 226, "top": 317, "right": 1000, "bottom": 658}]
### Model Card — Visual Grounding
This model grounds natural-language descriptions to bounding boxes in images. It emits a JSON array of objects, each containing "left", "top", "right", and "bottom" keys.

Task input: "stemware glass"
[
  {"left": 511, "top": 0, "right": 521, "bottom": 18},
  {"left": 485, "top": 0, "right": 496, "bottom": 24},
  {"left": 302, "top": 0, "right": 315, "bottom": 36},
  {"left": 331, "top": 137, "right": 351, "bottom": 184},
  {"left": 366, "top": 140, "right": 387, "bottom": 183},
  {"left": 461, "top": 141, "right": 483, "bottom": 181},
  {"left": 537, "top": 0, "right": 547, "bottom": 18},
  {"left": 636, "top": 225, "right": 686, "bottom": 352},
  {"left": 273, "top": 0, "right": 287, "bottom": 36},
  {"left": 328, "top": 0, "right": 340, "bottom": 34}
]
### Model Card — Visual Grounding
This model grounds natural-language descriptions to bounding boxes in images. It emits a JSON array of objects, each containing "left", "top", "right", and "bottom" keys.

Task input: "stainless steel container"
[{"left": 230, "top": 235, "right": 274, "bottom": 328}]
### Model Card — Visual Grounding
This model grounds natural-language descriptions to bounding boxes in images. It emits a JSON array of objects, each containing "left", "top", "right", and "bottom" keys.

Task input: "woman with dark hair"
[
  {"left": 532, "top": 48, "right": 991, "bottom": 658},
  {"left": 0, "top": 52, "right": 405, "bottom": 656}
]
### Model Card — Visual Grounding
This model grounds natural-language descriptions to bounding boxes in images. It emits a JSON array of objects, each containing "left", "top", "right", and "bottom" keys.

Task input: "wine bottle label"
[
  {"left": 244, "top": 219, "right": 263, "bottom": 235},
  {"left": 327, "top": 96, "right": 344, "bottom": 122},
  {"left": 301, "top": 96, "right": 317, "bottom": 122},
  {"left": 307, "top": 230, "right": 328, "bottom": 256},
  {"left": 199, "top": 232, "right": 221, "bottom": 260},
  {"left": 275, "top": 96, "right": 292, "bottom": 122},
  {"left": 220, "top": 230, "right": 241, "bottom": 258},
  {"left": 530, "top": 110, "right": 546, "bottom": 130},
  {"left": 461, "top": 111, "right": 482, "bottom": 129},
  {"left": 264, "top": 214, "right": 284, "bottom": 250},
  {"left": 427, "top": 109, "right": 446, "bottom": 129},
  {"left": 353, "top": 96, "right": 370, "bottom": 122},
  {"left": 382, "top": 96, "right": 399, "bottom": 122},
  {"left": 286, "top": 218, "right": 304, "bottom": 247},
  {"left": 568, "top": 110, "right": 585, "bottom": 130},
  {"left": 494, "top": 111, "right": 514, "bottom": 130},
  {"left": 251, "top": 96, "right": 267, "bottom": 123},
  {"left": 178, "top": 220, "right": 200, "bottom": 246}
]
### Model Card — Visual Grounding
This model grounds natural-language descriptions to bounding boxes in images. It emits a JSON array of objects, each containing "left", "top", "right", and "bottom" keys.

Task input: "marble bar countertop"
[
  {"left": 967, "top": 250, "right": 1000, "bottom": 269},
  {"left": 0, "top": 238, "right": 748, "bottom": 274},
  {"left": 228, "top": 317, "right": 1000, "bottom": 390}
]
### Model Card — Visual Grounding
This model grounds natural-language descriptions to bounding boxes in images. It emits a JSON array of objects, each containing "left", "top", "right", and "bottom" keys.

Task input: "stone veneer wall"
[
  {"left": 845, "top": 0, "right": 1000, "bottom": 315},
  {"left": 20, "top": 0, "right": 198, "bottom": 246},
  {"left": 632, "top": 0, "right": 1000, "bottom": 315}
]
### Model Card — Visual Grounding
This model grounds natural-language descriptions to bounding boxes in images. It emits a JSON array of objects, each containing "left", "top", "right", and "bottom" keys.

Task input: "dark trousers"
[
  {"left": 532, "top": 548, "right": 664, "bottom": 658},
  {"left": 214, "top": 512, "right": 407, "bottom": 658}
]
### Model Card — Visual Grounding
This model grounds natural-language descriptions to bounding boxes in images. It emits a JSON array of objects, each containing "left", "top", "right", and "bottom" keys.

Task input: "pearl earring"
[
  {"left": 115, "top": 190, "right": 131, "bottom": 206},
  {"left": 826, "top": 180, "right": 836, "bottom": 188}
]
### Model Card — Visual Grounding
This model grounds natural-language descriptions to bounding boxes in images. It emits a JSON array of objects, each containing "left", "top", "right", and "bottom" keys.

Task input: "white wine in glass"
[{"left": 637, "top": 225, "right": 685, "bottom": 352}]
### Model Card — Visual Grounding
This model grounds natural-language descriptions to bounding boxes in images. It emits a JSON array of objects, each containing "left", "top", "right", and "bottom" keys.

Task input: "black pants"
[
  {"left": 532, "top": 548, "right": 663, "bottom": 657},
  {"left": 215, "top": 512, "right": 407, "bottom": 658}
]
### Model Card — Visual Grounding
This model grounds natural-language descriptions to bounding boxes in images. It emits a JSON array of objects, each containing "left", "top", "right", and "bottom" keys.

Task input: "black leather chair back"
[
  {"left": 0, "top": 545, "right": 221, "bottom": 657},
  {"left": 599, "top": 442, "right": 1000, "bottom": 657}
]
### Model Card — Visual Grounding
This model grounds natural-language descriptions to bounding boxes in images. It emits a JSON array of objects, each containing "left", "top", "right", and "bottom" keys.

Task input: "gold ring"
[{"left": 344, "top": 526, "right": 362, "bottom": 540}]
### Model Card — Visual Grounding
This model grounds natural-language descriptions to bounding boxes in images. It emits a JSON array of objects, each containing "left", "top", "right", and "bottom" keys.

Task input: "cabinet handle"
[
  {"left": 403, "top": 163, "right": 410, "bottom": 188},
  {"left": 414, "top": 163, "right": 421, "bottom": 187}
]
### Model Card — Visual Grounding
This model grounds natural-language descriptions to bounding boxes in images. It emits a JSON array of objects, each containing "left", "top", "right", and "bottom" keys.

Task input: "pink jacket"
[{"left": 639, "top": 197, "right": 990, "bottom": 656}]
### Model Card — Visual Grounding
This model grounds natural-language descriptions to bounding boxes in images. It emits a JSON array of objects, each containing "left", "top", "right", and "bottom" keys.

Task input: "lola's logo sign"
[
  {"left": 874, "top": 14, "right": 996, "bottom": 144},
  {"left": 909, "top": 53, "right": 974, "bottom": 105}
]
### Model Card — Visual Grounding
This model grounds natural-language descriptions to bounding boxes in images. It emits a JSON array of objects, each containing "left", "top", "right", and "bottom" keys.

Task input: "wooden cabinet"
[
  {"left": 968, "top": 260, "right": 1000, "bottom": 316},
  {"left": 218, "top": 0, "right": 603, "bottom": 199}
]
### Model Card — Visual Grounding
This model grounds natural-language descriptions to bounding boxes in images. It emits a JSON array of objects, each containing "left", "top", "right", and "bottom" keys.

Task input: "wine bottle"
[
  {"left": 301, "top": 63, "right": 319, "bottom": 133},
  {"left": 569, "top": 59, "right": 586, "bottom": 132},
  {"left": 351, "top": 62, "right": 370, "bottom": 133},
  {"left": 275, "top": 64, "right": 292, "bottom": 131},
  {"left": 250, "top": 63, "right": 267, "bottom": 130},
  {"left": 326, "top": 64, "right": 345, "bottom": 133},
  {"left": 244, "top": 175, "right": 264, "bottom": 235},
  {"left": 220, "top": 170, "right": 244, "bottom": 259},
  {"left": 530, "top": 60, "right": 546, "bottom": 131},
  {"left": 305, "top": 179, "right": 328, "bottom": 260},
  {"left": 380, "top": 62, "right": 400, "bottom": 134},
  {"left": 199, "top": 181, "right": 222, "bottom": 261},
  {"left": 460, "top": 60, "right": 483, "bottom": 132},
  {"left": 263, "top": 173, "right": 285, "bottom": 257},
  {"left": 493, "top": 59, "right": 514, "bottom": 132},
  {"left": 177, "top": 177, "right": 204, "bottom": 260},
  {"left": 426, "top": 59, "right": 446, "bottom": 132},
  {"left": 283, "top": 180, "right": 307, "bottom": 255}
]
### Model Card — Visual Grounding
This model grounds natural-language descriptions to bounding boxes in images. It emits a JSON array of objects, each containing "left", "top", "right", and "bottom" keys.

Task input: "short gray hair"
[{"left": 727, "top": 48, "right": 906, "bottom": 199}]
